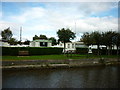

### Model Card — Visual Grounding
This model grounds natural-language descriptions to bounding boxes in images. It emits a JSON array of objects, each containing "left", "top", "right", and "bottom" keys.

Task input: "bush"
[
  {"left": 111, "top": 50, "right": 120, "bottom": 55},
  {"left": 2, "top": 47, "right": 120, "bottom": 56},
  {"left": 92, "top": 49, "right": 98, "bottom": 55},
  {"left": 29, "top": 47, "right": 63, "bottom": 55},
  {"left": 76, "top": 48, "right": 88, "bottom": 54},
  {"left": 76, "top": 48, "right": 120, "bottom": 55},
  {"left": 2, "top": 47, "right": 19, "bottom": 56},
  {"left": 2, "top": 47, "right": 63, "bottom": 56}
]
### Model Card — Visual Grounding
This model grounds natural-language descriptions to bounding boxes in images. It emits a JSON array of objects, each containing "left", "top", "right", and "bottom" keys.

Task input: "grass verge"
[{"left": 1, "top": 54, "right": 120, "bottom": 61}]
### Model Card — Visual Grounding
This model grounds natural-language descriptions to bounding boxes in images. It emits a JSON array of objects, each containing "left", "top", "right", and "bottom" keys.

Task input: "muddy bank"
[{"left": 2, "top": 58, "right": 120, "bottom": 70}]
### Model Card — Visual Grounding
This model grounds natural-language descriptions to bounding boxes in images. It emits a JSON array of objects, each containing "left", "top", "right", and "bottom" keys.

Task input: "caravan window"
[
  {"left": 68, "top": 44, "right": 70, "bottom": 48},
  {"left": 40, "top": 42, "right": 47, "bottom": 47},
  {"left": 72, "top": 44, "right": 74, "bottom": 48}
]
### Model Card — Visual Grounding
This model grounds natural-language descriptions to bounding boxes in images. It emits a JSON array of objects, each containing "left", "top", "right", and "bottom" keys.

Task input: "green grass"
[
  {"left": 1, "top": 54, "right": 85, "bottom": 61},
  {"left": 1, "top": 54, "right": 120, "bottom": 61}
]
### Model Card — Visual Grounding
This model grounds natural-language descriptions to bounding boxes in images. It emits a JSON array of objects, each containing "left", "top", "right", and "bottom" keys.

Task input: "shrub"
[
  {"left": 76, "top": 48, "right": 88, "bottom": 54},
  {"left": 76, "top": 48, "right": 120, "bottom": 55},
  {"left": 2, "top": 47, "right": 19, "bottom": 56},
  {"left": 2, "top": 47, "right": 63, "bottom": 56},
  {"left": 29, "top": 47, "right": 63, "bottom": 55}
]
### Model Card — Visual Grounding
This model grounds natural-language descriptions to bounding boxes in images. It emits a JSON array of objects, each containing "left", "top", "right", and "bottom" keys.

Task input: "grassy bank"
[{"left": 1, "top": 54, "right": 120, "bottom": 61}]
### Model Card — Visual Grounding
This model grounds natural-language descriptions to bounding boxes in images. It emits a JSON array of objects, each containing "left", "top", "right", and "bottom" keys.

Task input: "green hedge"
[
  {"left": 2, "top": 47, "right": 120, "bottom": 56},
  {"left": 76, "top": 48, "right": 88, "bottom": 54},
  {"left": 92, "top": 49, "right": 120, "bottom": 55},
  {"left": 76, "top": 48, "right": 120, "bottom": 55},
  {"left": 29, "top": 47, "right": 63, "bottom": 55},
  {"left": 2, "top": 47, "right": 19, "bottom": 56},
  {"left": 2, "top": 47, "right": 63, "bottom": 56}
]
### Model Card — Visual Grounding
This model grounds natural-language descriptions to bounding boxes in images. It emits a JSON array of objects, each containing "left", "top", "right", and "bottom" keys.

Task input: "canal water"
[{"left": 2, "top": 66, "right": 120, "bottom": 88}]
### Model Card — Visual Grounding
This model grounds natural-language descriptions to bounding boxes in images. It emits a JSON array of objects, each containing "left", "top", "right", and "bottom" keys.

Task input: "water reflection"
[{"left": 2, "top": 66, "right": 120, "bottom": 88}]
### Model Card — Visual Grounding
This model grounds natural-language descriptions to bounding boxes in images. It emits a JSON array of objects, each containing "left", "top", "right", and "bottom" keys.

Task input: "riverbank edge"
[{"left": 2, "top": 58, "right": 120, "bottom": 70}]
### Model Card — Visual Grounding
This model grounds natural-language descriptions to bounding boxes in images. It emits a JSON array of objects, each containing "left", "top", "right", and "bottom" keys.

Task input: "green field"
[{"left": 1, "top": 54, "right": 120, "bottom": 61}]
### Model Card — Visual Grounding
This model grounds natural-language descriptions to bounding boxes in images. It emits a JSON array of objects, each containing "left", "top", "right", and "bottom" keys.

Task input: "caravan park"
[{"left": 1, "top": 1, "right": 120, "bottom": 88}]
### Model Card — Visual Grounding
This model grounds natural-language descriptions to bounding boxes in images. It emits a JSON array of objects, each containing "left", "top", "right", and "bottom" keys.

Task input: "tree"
[
  {"left": 81, "top": 31, "right": 119, "bottom": 55},
  {"left": 57, "top": 28, "right": 76, "bottom": 53},
  {"left": 117, "top": 33, "right": 120, "bottom": 56},
  {"left": 24, "top": 40, "right": 30, "bottom": 45},
  {"left": 33, "top": 34, "right": 48, "bottom": 40},
  {"left": 90, "top": 31, "right": 102, "bottom": 55},
  {"left": 49, "top": 37, "right": 57, "bottom": 46},
  {"left": 80, "top": 32, "right": 92, "bottom": 46},
  {"left": 81, "top": 31, "right": 102, "bottom": 55},
  {"left": 102, "top": 31, "right": 116, "bottom": 55},
  {"left": 39, "top": 34, "right": 48, "bottom": 40},
  {"left": 1, "top": 27, "right": 13, "bottom": 41},
  {"left": 33, "top": 35, "right": 40, "bottom": 40},
  {"left": 112, "top": 33, "right": 120, "bottom": 55},
  {"left": 8, "top": 38, "right": 18, "bottom": 45}
]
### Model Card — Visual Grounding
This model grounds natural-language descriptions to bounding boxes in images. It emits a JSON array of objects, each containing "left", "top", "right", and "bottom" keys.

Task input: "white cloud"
[
  {"left": 77, "top": 2, "right": 117, "bottom": 15},
  {"left": 10, "top": 7, "right": 46, "bottom": 23},
  {"left": 1, "top": 2, "right": 118, "bottom": 41},
  {"left": 75, "top": 17, "right": 118, "bottom": 33},
  {"left": 1, "top": 16, "right": 117, "bottom": 41},
  {"left": 8, "top": 2, "right": 117, "bottom": 23}
]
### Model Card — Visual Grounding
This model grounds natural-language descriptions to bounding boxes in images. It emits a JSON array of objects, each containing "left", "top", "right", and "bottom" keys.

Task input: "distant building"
[
  {"left": 58, "top": 41, "right": 88, "bottom": 52},
  {"left": 30, "top": 39, "right": 52, "bottom": 47},
  {"left": 75, "top": 42, "right": 88, "bottom": 48},
  {"left": 89, "top": 45, "right": 106, "bottom": 49},
  {"left": 89, "top": 45, "right": 117, "bottom": 50},
  {"left": 59, "top": 42, "right": 76, "bottom": 51},
  {"left": 0, "top": 40, "right": 9, "bottom": 47}
]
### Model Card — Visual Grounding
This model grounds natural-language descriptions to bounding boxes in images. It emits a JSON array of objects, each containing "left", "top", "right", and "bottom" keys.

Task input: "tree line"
[
  {"left": 33, "top": 34, "right": 57, "bottom": 46},
  {"left": 1, "top": 27, "right": 58, "bottom": 46},
  {"left": 81, "top": 31, "right": 120, "bottom": 55},
  {"left": 1, "top": 27, "right": 75, "bottom": 47},
  {"left": 1, "top": 27, "right": 120, "bottom": 55},
  {"left": 1, "top": 27, "right": 30, "bottom": 45}
]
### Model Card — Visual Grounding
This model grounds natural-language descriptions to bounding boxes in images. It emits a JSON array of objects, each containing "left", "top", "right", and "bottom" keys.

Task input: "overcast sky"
[{"left": 0, "top": 2, "right": 118, "bottom": 41}]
